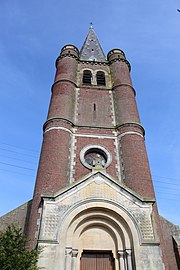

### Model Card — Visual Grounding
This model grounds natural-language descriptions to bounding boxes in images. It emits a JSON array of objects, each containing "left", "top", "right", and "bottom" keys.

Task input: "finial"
[{"left": 90, "top": 22, "right": 93, "bottom": 29}]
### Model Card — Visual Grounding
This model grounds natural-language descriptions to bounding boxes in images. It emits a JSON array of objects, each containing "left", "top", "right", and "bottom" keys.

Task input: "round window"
[{"left": 80, "top": 145, "right": 112, "bottom": 169}]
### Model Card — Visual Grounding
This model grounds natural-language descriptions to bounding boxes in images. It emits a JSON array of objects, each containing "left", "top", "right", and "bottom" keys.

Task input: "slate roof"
[{"left": 80, "top": 24, "right": 106, "bottom": 62}]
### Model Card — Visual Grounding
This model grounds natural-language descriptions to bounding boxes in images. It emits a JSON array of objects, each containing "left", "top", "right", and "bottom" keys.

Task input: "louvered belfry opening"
[
  {"left": 96, "top": 71, "right": 106, "bottom": 86},
  {"left": 83, "top": 70, "right": 92, "bottom": 85},
  {"left": 80, "top": 251, "right": 115, "bottom": 270}
]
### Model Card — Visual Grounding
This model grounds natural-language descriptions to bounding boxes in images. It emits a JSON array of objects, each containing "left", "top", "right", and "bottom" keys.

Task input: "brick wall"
[
  {"left": 0, "top": 200, "right": 32, "bottom": 234},
  {"left": 160, "top": 216, "right": 180, "bottom": 269}
]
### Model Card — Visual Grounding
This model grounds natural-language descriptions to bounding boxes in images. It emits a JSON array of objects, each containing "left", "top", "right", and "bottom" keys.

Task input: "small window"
[
  {"left": 83, "top": 70, "right": 92, "bottom": 85},
  {"left": 96, "top": 71, "right": 106, "bottom": 86}
]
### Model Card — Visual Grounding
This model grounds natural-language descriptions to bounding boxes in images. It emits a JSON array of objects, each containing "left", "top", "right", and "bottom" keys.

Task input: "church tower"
[{"left": 27, "top": 25, "right": 168, "bottom": 270}]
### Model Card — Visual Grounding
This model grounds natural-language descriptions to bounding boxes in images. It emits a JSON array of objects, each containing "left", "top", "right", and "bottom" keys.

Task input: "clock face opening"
[
  {"left": 80, "top": 145, "right": 112, "bottom": 170},
  {"left": 84, "top": 149, "right": 107, "bottom": 168}
]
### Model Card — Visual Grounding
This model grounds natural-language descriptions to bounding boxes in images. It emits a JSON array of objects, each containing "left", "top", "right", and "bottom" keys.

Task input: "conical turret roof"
[{"left": 80, "top": 24, "right": 106, "bottom": 62}]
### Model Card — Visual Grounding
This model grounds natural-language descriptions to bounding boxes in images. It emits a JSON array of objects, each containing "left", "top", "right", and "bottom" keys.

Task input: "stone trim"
[
  {"left": 42, "top": 174, "right": 156, "bottom": 205},
  {"left": 74, "top": 88, "right": 80, "bottom": 123},
  {"left": 43, "top": 117, "right": 145, "bottom": 134},
  {"left": 44, "top": 126, "right": 117, "bottom": 139},
  {"left": 108, "top": 57, "right": 131, "bottom": 71},
  {"left": 53, "top": 197, "right": 156, "bottom": 247},
  {"left": 109, "top": 90, "right": 116, "bottom": 126},
  {"left": 65, "top": 247, "right": 72, "bottom": 270},
  {"left": 56, "top": 53, "right": 79, "bottom": 67},
  {"left": 52, "top": 81, "right": 136, "bottom": 93},
  {"left": 44, "top": 117, "right": 115, "bottom": 131},
  {"left": 78, "top": 85, "right": 111, "bottom": 90},
  {"left": 118, "top": 250, "right": 126, "bottom": 270},
  {"left": 44, "top": 121, "right": 145, "bottom": 141},
  {"left": 80, "top": 144, "right": 112, "bottom": 170},
  {"left": 118, "top": 249, "right": 133, "bottom": 270},
  {"left": 38, "top": 239, "right": 59, "bottom": 244},
  {"left": 44, "top": 126, "right": 72, "bottom": 135},
  {"left": 51, "top": 79, "right": 77, "bottom": 91},
  {"left": 79, "top": 60, "right": 108, "bottom": 65},
  {"left": 77, "top": 58, "right": 131, "bottom": 71},
  {"left": 71, "top": 249, "right": 78, "bottom": 270},
  {"left": 117, "top": 122, "right": 145, "bottom": 137},
  {"left": 75, "top": 133, "right": 115, "bottom": 139},
  {"left": 118, "top": 131, "right": 144, "bottom": 139},
  {"left": 112, "top": 83, "right": 136, "bottom": 96},
  {"left": 107, "top": 48, "right": 125, "bottom": 58},
  {"left": 114, "top": 136, "right": 122, "bottom": 182},
  {"left": 43, "top": 117, "right": 73, "bottom": 131},
  {"left": 61, "top": 44, "right": 79, "bottom": 54},
  {"left": 69, "top": 134, "right": 77, "bottom": 183}
]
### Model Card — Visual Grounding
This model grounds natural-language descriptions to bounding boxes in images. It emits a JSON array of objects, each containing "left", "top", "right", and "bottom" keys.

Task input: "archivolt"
[{"left": 57, "top": 199, "right": 141, "bottom": 248}]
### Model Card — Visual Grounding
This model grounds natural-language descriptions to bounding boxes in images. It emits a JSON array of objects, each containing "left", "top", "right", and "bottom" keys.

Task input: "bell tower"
[{"left": 27, "top": 25, "right": 168, "bottom": 269}]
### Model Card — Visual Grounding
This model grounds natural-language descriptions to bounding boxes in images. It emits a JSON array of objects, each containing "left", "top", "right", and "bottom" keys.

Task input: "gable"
[{"left": 40, "top": 172, "right": 156, "bottom": 244}]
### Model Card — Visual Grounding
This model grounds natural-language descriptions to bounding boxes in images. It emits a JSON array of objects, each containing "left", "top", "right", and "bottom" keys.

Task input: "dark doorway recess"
[{"left": 80, "top": 251, "right": 115, "bottom": 270}]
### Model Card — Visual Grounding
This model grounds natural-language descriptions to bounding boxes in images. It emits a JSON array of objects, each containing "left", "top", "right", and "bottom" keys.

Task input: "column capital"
[
  {"left": 117, "top": 250, "right": 125, "bottom": 258},
  {"left": 72, "top": 249, "right": 78, "bottom": 257},
  {"left": 126, "top": 249, "right": 132, "bottom": 256},
  {"left": 117, "top": 250, "right": 126, "bottom": 270},
  {"left": 65, "top": 247, "right": 72, "bottom": 256}
]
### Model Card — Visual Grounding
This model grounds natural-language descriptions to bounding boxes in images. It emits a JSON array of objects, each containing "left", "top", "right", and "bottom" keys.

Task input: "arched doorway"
[
  {"left": 60, "top": 202, "right": 138, "bottom": 270},
  {"left": 79, "top": 224, "right": 116, "bottom": 269}
]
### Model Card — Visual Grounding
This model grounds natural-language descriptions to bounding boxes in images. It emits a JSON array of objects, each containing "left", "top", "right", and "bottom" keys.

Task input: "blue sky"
[{"left": 0, "top": 0, "right": 180, "bottom": 225}]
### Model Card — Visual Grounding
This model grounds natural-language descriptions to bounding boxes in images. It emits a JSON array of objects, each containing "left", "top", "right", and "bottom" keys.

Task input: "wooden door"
[{"left": 80, "top": 251, "right": 115, "bottom": 270}]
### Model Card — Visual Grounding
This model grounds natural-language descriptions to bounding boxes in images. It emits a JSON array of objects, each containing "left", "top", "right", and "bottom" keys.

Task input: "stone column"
[
  {"left": 118, "top": 250, "right": 125, "bottom": 270},
  {"left": 126, "top": 249, "right": 133, "bottom": 270},
  {"left": 65, "top": 247, "right": 72, "bottom": 270},
  {"left": 71, "top": 249, "right": 78, "bottom": 270}
]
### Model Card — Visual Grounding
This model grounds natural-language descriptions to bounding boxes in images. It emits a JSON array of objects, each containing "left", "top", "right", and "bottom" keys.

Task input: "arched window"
[
  {"left": 96, "top": 71, "right": 106, "bottom": 86},
  {"left": 83, "top": 70, "right": 92, "bottom": 85}
]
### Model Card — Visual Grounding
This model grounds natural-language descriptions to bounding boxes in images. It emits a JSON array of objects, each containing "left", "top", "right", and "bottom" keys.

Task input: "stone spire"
[{"left": 79, "top": 23, "right": 106, "bottom": 62}]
